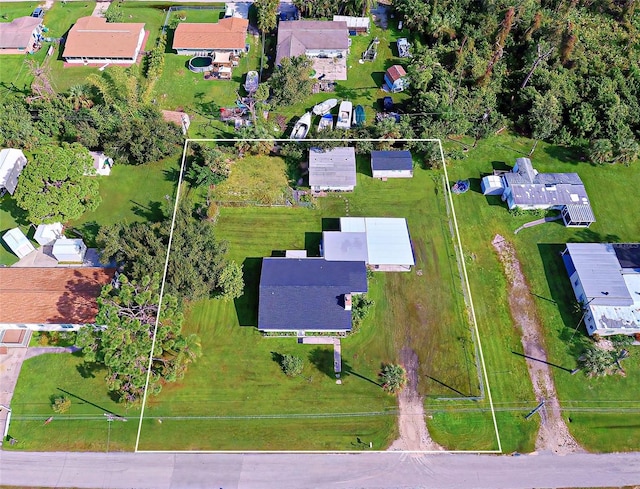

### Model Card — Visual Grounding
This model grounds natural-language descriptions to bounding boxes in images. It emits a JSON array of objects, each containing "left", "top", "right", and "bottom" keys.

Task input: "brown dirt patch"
[
  {"left": 388, "top": 346, "right": 445, "bottom": 451},
  {"left": 492, "top": 234, "right": 584, "bottom": 454}
]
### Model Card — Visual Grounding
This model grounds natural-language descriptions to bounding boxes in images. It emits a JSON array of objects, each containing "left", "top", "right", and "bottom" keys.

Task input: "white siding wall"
[{"left": 372, "top": 169, "right": 413, "bottom": 179}]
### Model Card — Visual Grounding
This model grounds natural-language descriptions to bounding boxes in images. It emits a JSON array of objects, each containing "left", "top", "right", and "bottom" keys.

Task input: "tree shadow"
[
  {"left": 270, "top": 351, "right": 284, "bottom": 369},
  {"left": 543, "top": 144, "right": 584, "bottom": 165},
  {"left": 163, "top": 166, "right": 181, "bottom": 183},
  {"left": 56, "top": 387, "right": 123, "bottom": 417},
  {"left": 0, "top": 194, "right": 30, "bottom": 226},
  {"left": 304, "top": 232, "right": 322, "bottom": 256},
  {"left": 0, "top": 81, "right": 30, "bottom": 97},
  {"left": 130, "top": 200, "right": 165, "bottom": 222},
  {"left": 76, "top": 361, "right": 102, "bottom": 379},
  {"left": 52, "top": 269, "right": 114, "bottom": 324},
  {"left": 234, "top": 257, "right": 261, "bottom": 327},
  {"left": 571, "top": 228, "right": 620, "bottom": 244},
  {"left": 73, "top": 221, "right": 100, "bottom": 248},
  {"left": 307, "top": 347, "right": 382, "bottom": 386}
]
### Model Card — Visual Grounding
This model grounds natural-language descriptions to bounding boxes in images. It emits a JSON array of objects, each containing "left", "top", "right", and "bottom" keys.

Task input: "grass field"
[
  {"left": 442, "top": 134, "right": 640, "bottom": 452},
  {"left": 8, "top": 352, "right": 138, "bottom": 451},
  {"left": 132, "top": 139, "right": 482, "bottom": 451},
  {"left": 68, "top": 155, "right": 181, "bottom": 246}
]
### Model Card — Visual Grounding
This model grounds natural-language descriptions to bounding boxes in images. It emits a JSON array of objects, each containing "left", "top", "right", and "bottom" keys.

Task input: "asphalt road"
[{"left": 1, "top": 451, "right": 640, "bottom": 488}]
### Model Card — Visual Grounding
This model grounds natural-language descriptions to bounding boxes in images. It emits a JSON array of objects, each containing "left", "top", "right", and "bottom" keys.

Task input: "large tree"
[
  {"left": 0, "top": 98, "right": 43, "bottom": 150},
  {"left": 76, "top": 274, "right": 201, "bottom": 405},
  {"left": 14, "top": 143, "right": 101, "bottom": 224},
  {"left": 266, "top": 55, "right": 314, "bottom": 107}
]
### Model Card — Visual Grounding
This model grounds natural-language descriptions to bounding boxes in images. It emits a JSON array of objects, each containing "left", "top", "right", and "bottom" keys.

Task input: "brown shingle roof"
[
  {"left": 0, "top": 268, "right": 115, "bottom": 324},
  {"left": 173, "top": 17, "right": 248, "bottom": 50},
  {"left": 63, "top": 17, "right": 145, "bottom": 59},
  {"left": 385, "top": 65, "right": 407, "bottom": 83},
  {"left": 275, "top": 20, "right": 349, "bottom": 65},
  {"left": 0, "top": 16, "right": 42, "bottom": 49}
]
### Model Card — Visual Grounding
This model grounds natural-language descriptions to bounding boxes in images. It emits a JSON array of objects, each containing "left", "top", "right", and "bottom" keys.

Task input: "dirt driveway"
[{"left": 492, "top": 234, "right": 583, "bottom": 454}]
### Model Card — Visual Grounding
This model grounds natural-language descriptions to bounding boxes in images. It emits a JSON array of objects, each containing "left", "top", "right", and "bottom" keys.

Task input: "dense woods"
[{"left": 395, "top": 0, "right": 639, "bottom": 163}]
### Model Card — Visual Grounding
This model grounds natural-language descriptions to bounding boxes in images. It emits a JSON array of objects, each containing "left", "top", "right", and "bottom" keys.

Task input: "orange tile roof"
[
  {"left": 173, "top": 17, "right": 248, "bottom": 50},
  {"left": 63, "top": 17, "right": 145, "bottom": 59},
  {"left": 0, "top": 267, "right": 115, "bottom": 324}
]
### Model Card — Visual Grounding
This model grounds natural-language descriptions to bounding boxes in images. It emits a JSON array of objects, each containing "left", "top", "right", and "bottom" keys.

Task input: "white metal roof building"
[
  {"left": 562, "top": 243, "right": 640, "bottom": 336},
  {"left": 323, "top": 217, "right": 415, "bottom": 271},
  {"left": 34, "top": 222, "right": 63, "bottom": 246},
  {"left": 0, "top": 148, "right": 27, "bottom": 195},
  {"left": 52, "top": 238, "right": 87, "bottom": 263},
  {"left": 308, "top": 147, "right": 357, "bottom": 191},
  {"left": 2, "top": 228, "right": 36, "bottom": 259}
]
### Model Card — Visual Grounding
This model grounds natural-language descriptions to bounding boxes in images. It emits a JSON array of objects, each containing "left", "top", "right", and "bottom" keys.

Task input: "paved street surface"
[{"left": 1, "top": 450, "right": 640, "bottom": 488}]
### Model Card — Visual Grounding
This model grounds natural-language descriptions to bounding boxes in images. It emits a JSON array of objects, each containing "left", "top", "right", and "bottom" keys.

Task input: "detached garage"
[{"left": 371, "top": 150, "right": 413, "bottom": 179}]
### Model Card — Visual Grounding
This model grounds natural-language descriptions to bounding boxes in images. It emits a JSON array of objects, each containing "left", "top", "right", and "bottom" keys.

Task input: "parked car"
[{"left": 31, "top": 7, "right": 44, "bottom": 18}]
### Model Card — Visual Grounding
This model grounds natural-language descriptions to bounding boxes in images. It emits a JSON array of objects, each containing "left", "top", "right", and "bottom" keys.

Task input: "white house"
[
  {"left": 276, "top": 20, "right": 349, "bottom": 65},
  {"left": 0, "top": 148, "right": 27, "bottom": 195},
  {"left": 0, "top": 267, "right": 115, "bottom": 332},
  {"left": 52, "top": 238, "right": 87, "bottom": 263},
  {"left": 370, "top": 150, "right": 413, "bottom": 179},
  {"left": 34, "top": 222, "right": 63, "bottom": 246},
  {"left": 483, "top": 157, "right": 595, "bottom": 227},
  {"left": 63, "top": 17, "right": 146, "bottom": 65},
  {"left": 562, "top": 243, "right": 640, "bottom": 337},
  {"left": 322, "top": 217, "right": 415, "bottom": 272},
  {"left": 2, "top": 228, "right": 35, "bottom": 259},
  {"left": 309, "top": 147, "right": 357, "bottom": 192},
  {"left": 0, "top": 16, "right": 44, "bottom": 54}
]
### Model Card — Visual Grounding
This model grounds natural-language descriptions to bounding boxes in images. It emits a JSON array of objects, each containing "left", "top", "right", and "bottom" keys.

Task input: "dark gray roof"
[
  {"left": 258, "top": 258, "right": 367, "bottom": 331},
  {"left": 371, "top": 150, "right": 413, "bottom": 172},
  {"left": 275, "top": 20, "right": 349, "bottom": 65},
  {"left": 504, "top": 177, "right": 590, "bottom": 207},
  {"left": 613, "top": 244, "right": 640, "bottom": 270}
]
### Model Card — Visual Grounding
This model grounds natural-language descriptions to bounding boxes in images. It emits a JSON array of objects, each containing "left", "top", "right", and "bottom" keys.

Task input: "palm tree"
[
  {"left": 67, "top": 84, "right": 94, "bottom": 111},
  {"left": 379, "top": 364, "right": 408, "bottom": 394}
]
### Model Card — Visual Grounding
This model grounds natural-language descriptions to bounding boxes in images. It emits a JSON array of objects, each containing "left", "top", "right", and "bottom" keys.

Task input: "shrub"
[
  {"left": 379, "top": 364, "right": 408, "bottom": 394},
  {"left": 52, "top": 396, "right": 71, "bottom": 414},
  {"left": 281, "top": 354, "right": 304, "bottom": 377}
]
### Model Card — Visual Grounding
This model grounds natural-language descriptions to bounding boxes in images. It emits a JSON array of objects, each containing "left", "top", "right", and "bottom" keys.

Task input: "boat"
[
  {"left": 244, "top": 70, "right": 259, "bottom": 92},
  {"left": 290, "top": 112, "right": 312, "bottom": 139},
  {"left": 318, "top": 113, "right": 334, "bottom": 132},
  {"left": 312, "top": 98, "right": 338, "bottom": 116},
  {"left": 336, "top": 101, "right": 352, "bottom": 130},
  {"left": 352, "top": 105, "right": 365, "bottom": 126}
]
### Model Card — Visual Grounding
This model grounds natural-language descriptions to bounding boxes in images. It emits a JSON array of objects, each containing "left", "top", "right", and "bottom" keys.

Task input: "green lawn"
[
  {"left": 8, "top": 353, "right": 138, "bottom": 451},
  {"left": 68, "top": 155, "right": 181, "bottom": 246},
  {"left": 443, "top": 133, "right": 640, "bottom": 452},
  {"left": 134, "top": 140, "right": 480, "bottom": 451}
]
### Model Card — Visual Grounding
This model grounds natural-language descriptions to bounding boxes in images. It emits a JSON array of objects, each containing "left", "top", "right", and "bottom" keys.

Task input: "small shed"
[
  {"left": 332, "top": 15, "right": 370, "bottom": 34},
  {"left": 371, "top": 150, "right": 413, "bottom": 179},
  {"left": 384, "top": 65, "right": 408, "bottom": 93},
  {"left": 481, "top": 175, "right": 504, "bottom": 195},
  {"left": 89, "top": 151, "right": 114, "bottom": 176},
  {"left": 2, "top": 228, "right": 36, "bottom": 259},
  {"left": 34, "top": 222, "right": 63, "bottom": 246},
  {"left": 0, "top": 148, "right": 28, "bottom": 195},
  {"left": 52, "top": 238, "right": 87, "bottom": 263},
  {"left": 309, "top": 147, "right": 357, "bottom": 192}
]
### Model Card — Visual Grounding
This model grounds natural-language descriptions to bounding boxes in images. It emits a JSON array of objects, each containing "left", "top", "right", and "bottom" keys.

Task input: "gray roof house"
[
  {"left": 309, "top": 147, "right": 357, "bottom": 191},
  {"left": 484, "top": 157, "right": 595, "bottom": 227},
  {"left": 562, "top": 243, "right": 640, "bottom": 336},
  {"left": 0, "top": 16, "right": 43, "bottom": 54},
  {"left": 258, "top": 258, "right": 368, "bottom": 332},
  {"left": 275, "top": 21, "right": 349, "bottom": 65},
  {"left": 371, "top": 150, "right": 413, "bottom": 179}
]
